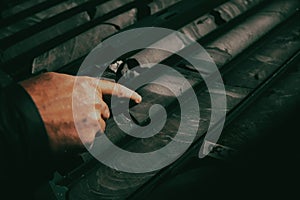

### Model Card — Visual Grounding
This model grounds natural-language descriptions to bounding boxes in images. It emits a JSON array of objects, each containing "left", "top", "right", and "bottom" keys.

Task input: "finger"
[
  {"left": 98, "top": 117, "right": 106, "bottom": 133},
  {"left": 97, "top": 80, "right": 142, "bottom": 103},
  {"left": 95, "top": 101, "right": 110, "bottom": 119}
]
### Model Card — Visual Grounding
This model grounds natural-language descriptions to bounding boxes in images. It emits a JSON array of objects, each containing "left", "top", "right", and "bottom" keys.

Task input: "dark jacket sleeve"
[{"left": 0, "top": 70, "right": 53, "bottom": 190}]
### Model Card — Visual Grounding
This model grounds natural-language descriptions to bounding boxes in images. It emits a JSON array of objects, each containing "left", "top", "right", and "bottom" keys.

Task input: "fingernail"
[{"left": 135, "top": 95, "right": 142, "bottom": 103}]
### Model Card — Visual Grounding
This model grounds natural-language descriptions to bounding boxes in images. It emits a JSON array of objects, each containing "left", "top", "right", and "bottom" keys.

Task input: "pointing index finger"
[{"left": 97, "top": 80, "right": 142, "bottom": 103}]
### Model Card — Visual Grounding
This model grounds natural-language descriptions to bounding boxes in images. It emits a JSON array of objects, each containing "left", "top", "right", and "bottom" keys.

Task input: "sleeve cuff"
[{"left": 3, "top": 83, "right": 54, "bottom": 174}]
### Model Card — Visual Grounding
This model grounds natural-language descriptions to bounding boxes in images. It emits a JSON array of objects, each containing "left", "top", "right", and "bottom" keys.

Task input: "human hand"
[{"left": 20, "top": 72, "right": 142, "bottom": 153}]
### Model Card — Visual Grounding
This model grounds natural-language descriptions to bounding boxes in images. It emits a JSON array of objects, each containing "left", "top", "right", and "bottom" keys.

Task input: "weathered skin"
[{"left": 20, "top": 72, "right": 141, "bottom": 153}]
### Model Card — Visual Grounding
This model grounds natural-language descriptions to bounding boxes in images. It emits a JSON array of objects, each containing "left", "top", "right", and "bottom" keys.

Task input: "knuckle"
[
  {"left": 42, "top": 72, "right": 55, "bottom": 80},
  {"left": 116, "top": 84, "right": 124, "bottom": 97},
  {"left": 100, "top": 101, "right": 107, "bottom": 111}
]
